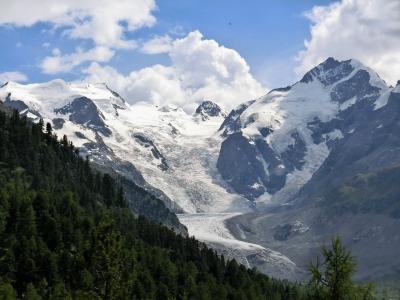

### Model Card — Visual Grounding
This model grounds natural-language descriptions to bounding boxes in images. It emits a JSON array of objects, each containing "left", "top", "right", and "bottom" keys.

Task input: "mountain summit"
[
  {"left": 217, "top": 57, "right": 389, "bottom": 200},
  {"left": 195, "top": 100, "right": 226, "bottom": 120}
]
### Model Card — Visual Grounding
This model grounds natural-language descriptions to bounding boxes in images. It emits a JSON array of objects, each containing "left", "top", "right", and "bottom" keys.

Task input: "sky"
[{"left": 0, "top": 0, "right": 399, "bottom": 111}]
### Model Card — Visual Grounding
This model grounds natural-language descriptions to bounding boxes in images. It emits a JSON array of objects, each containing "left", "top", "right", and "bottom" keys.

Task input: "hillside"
[{"left": 0, "top": 108, "right": 306, "bottom": 299}]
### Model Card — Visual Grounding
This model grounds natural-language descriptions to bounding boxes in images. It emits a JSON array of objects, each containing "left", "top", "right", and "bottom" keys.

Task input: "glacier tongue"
[{"left": 178, "top": 213, "right": 300, "bottom": 280}]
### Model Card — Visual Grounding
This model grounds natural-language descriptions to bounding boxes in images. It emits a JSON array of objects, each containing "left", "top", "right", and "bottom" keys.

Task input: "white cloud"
[
  {"left": 0, "top": 0, "right": 156, "bottom": 48},
  {"left": 297, "top": 0, "right": 400, "bottom": 85},
  {"left": 41, "top": 46, "right": 114, "bottom": 74},
  {"left": 0, "top": 0, "right": 157, "bottom": 73},
  {"left": 141, "top": 35, "right": 173, "bottom": 54},
  {"left": 84, "top": 31, "right": 265, "bottom": 111},
  {"left": 0, "top": 71, "right": 28, "bottom": 83}
]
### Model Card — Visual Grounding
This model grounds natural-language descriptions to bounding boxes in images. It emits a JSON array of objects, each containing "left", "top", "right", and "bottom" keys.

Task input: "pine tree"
[
  {"left": 308, "top": 236, "right": 374, "bottom": 300},
  {"left": 25, "top": 283, "right": 42, "bottom": 300},
  {"left": 0, "top": 282, "right": 16, "bottom": 300},
  {"left": 45, "top": 123, "right": 52, "bottom": 136},
  {"left": 92, "top": 218, "right": 124, "bottom": 300}
]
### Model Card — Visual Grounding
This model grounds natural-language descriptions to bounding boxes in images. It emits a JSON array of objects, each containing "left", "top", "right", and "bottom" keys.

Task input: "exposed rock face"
[
  {"left": 217, "top": 58, "right": 388, "bottom": 201},
  {"left": 195, "top": 100, "right": 226, "bottom": 120},
  {"left": 133, "top": 134, "right": 169, "bottom": 171},
  {"left": 273, "top": 221, "right": 309, "bottom": 241},
  {"left": 298, "top": 87, "right": 400, "bottom": 205},
  {"left": 223, "top": 67, "right": 400, "bottom": 283},
  {"left": 3, "top": 92, "right": 42, "bottom": 120},
  {"left": 52, "top": 118, "right": 65, "bottom": 130},
  {"left": 219, "top": 100, "right": 255, "bottom": 136},
  {"left": 55, "top": 96, "right": 112, "bottom": 136},
  {"left": 217, "top": 133, "right": 267, "bottom": 198},
  {"left": 300, "top": 57, "right": 354, "bottom": 85}
]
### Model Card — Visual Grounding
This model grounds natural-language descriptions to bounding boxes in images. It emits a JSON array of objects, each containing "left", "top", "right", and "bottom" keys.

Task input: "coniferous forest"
[{"left": 0, "top": 108, "right": 307, "bottom": 299}]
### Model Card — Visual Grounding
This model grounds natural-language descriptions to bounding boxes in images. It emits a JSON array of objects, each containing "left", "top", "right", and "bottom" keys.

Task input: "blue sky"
[
  {"left": 0, "top": 0, "right": 398, "bottom": 110},
  {"left": 1, "top": 1, "right": 334, "bottom": 86},
  {"left": 152, "top": 0, "right": 335, "bottom": 85}
]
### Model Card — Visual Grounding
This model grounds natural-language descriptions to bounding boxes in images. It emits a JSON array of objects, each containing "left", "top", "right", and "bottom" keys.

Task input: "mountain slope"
[
  {"left": 217, "top": 58, "right": 389, "bottom": 202},
  {"left": 0, "top": 78, "right": 299, "bottom": 280},
  {"left": 297, "top": 82, "right": 400, "bottom": 207},
  {"left": 0, "top": 81, "right": 249, "bottom": 214},
  {"left": 223, "top": 61, "right": 400, "bottom": 283},
  {"left": 0, "top": 108, "right": 306, "bottom": 299}
]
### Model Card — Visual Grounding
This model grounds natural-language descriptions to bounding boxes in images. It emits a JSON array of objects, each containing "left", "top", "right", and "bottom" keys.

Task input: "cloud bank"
[
  {"left": 297, "top": 0, "right": 400, "bottom": 85},
  {"left": 84, "top": 31, "right": 265, "bottom": 111}
]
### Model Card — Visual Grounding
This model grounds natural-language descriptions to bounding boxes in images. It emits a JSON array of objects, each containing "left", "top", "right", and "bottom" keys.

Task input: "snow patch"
[
  {"left": 374, "top": 88, "right": 392, "bottom": 110},
  {"left": 323, "top": 129, "right": 344, "bottom": 141},
  {"left": 340, "top": 96, "right": 357, "bottom": 111}
]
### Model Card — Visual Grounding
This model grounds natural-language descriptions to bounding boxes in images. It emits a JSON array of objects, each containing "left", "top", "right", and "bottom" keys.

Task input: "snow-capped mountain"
[
  {"left": 4, "top": 58, "right": 390, "bottom": 213},
  {"left": 0, "top": 80, "right": 250, "bottom": 214},
  {"left": 2, "top": 58, "right": 400, "bottom": 282},
  {"left": 217, "top": 58, "right": 389, "bottom": 203},
  {"left": 219, "top": 61, "right": 400, "bottom": 282}
]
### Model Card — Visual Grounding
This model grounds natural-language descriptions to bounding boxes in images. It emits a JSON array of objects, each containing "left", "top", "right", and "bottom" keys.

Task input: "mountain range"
[{"left": 1, "top": 57, "right": 399, "bottom": 283}]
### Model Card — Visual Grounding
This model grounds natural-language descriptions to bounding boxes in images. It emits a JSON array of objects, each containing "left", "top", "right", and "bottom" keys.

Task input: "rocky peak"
[
  {"left": 104, "top": 84, "right": 126, "bottom": 104},
  {"left": 300, "top": 57, "right": 355, "bottom": 86},
  {"left": 54, "top": 97, "right": 112, "bottom": 137},
  {"left": 394, "top": 81, "right": 400, "bottom": 93},
  {"left": 195, "top": 100, "right": 226, "bottom": 120}
]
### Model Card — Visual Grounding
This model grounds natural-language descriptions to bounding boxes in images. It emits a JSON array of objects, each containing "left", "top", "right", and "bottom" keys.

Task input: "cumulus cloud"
[
  {"left": 0, "top": 0, "right": 157, "bottom": 73},
  {"left": 41, "top": 46, "right": 114, "bottom": 74},
  {"left": 84, "top": 31, "right": 265, "bottom": 111},
  {"left": 0, "top": 0, "right": 156, "bottom": 48},
  {"left": 297, "top": 0, "right": 400, "bottom": 85},
  {"left": 0, "top": 71, "right": 28, "bottom": 84},
  {"left": 141, "top": 35, "right": 173, "bottom": 54}
]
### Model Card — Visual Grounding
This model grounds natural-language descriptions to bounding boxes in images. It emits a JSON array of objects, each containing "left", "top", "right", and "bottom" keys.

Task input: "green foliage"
[
  {"left": 308, "top": 236, "right": 374, "bottom": 300},
  {"left": 323, "top": 166, "right": 400, "bottom": 218},
  {"left": 0, "top": 110, "right": 306, "bottom": 299},
  {"left": 26, "top": 283, "right": 42, "bottom": 300},
  {"left": 0, "top": 281, "right": 16, "bottom": 300}
]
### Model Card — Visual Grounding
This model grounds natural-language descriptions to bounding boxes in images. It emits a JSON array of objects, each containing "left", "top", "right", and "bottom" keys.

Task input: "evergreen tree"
[
  {"left": 25, "top": 283, "right": 42, "bottom": 300},
  {"left": 0, "top": 282, "right": 16, "bottom": 300},
  {"left": 91, "top": 218, "right": 124, "bottom": 300},
  {"left": 308, "top": 236, "right": 374, "bottom": 300}
]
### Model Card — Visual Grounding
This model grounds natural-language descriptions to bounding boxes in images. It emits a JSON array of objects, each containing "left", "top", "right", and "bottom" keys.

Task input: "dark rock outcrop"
[
  {"left": 54, "top": 97, "right": 112, "bottom": 136},
  {"left": 195, "top": 100, "right": 226, "bottom": 120}
]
